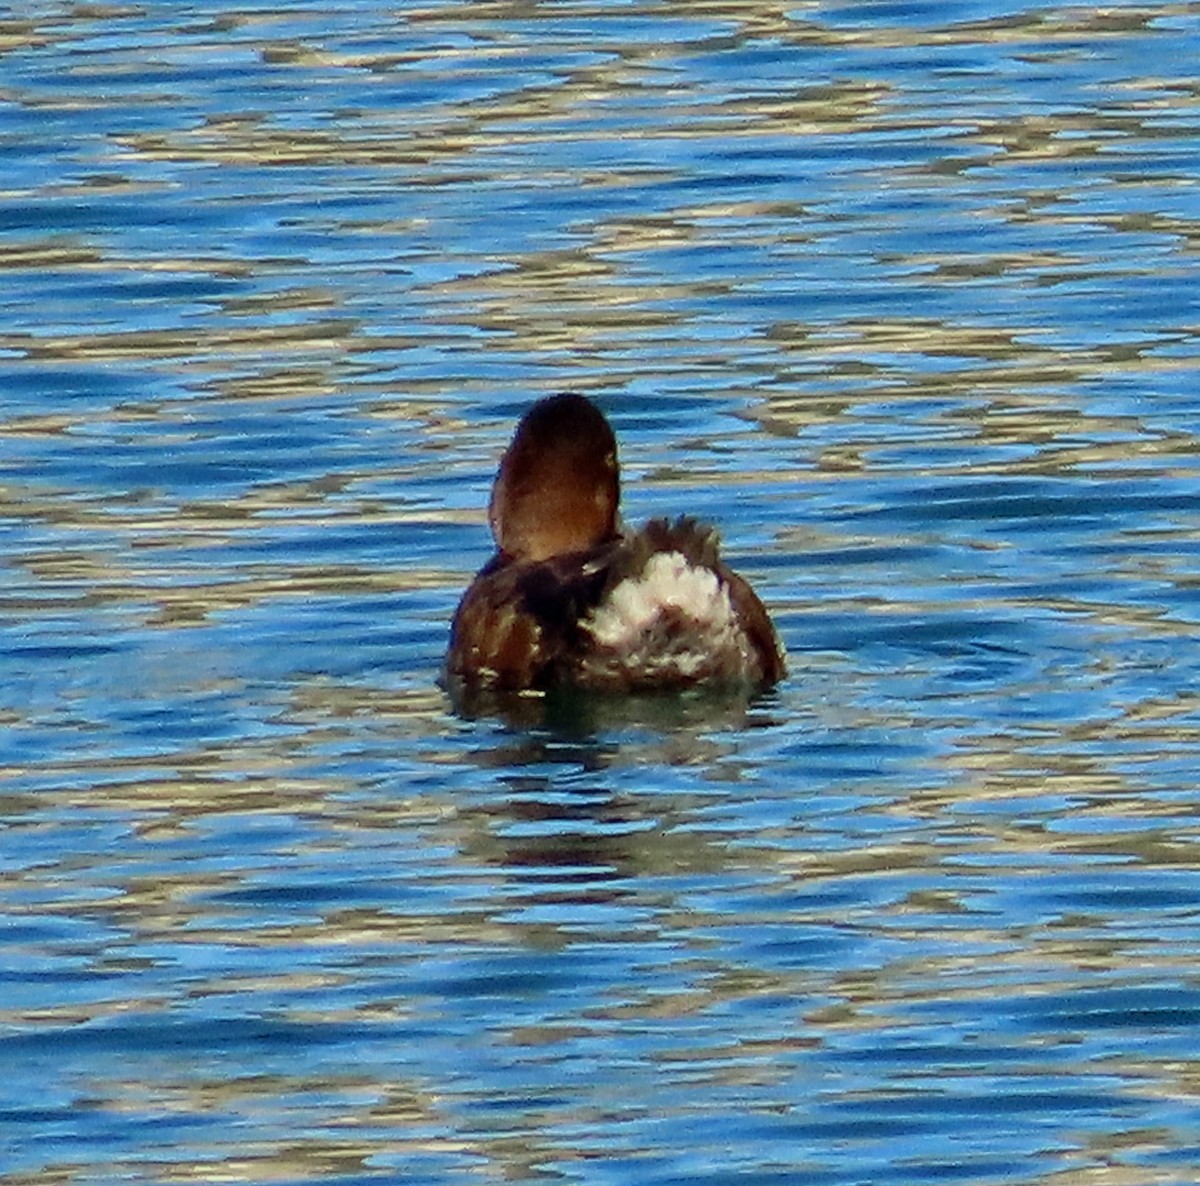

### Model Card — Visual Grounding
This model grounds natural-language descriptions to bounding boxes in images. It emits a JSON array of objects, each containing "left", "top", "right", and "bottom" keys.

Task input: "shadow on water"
[
  {"left": 447, "top": 677, "right": 783, "bottom": 739},
  {"left": 438, "top": 679, "right": 788, "bottom": 872}
]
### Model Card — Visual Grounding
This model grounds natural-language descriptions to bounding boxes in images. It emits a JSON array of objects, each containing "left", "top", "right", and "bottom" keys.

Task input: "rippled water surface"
[{"left": 4, "top": 1, "right": 1200, "bottom": 1183}]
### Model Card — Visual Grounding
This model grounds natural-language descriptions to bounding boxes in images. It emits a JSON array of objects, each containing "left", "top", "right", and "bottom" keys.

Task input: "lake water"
[{"left": 3, "top": 1, "right": 1200, "bottom": 1183}]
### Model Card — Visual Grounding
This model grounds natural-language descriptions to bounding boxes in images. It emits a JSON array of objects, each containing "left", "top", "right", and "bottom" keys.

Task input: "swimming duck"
[{"left": 446, "top": 393, "right": 785, "bottom": 693}]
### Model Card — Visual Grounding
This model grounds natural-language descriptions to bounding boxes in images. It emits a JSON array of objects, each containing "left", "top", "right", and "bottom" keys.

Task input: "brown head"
[{"left": 489, "top": 393, "right": 620, "bottom": 562}]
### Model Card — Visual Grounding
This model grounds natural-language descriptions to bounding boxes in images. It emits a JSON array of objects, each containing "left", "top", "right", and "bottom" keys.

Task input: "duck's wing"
[{"left": 445, "top": 548, "right": 615, "bottom": 691}]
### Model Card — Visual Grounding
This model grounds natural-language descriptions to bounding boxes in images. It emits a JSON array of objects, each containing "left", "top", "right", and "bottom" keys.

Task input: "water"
[{"left": 3, "top": 1, "right": 1200, "bottom": 1183}]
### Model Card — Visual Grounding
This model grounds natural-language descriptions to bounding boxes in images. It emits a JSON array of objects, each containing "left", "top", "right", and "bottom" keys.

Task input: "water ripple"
[{"left": 3, "top": 1, "right": 1200, "bottom": 1184}]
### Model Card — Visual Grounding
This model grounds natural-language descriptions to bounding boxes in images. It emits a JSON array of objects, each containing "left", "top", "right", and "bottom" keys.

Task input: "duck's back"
[{"left": 446, "top": 518, "right": 784, "bottom": 693}]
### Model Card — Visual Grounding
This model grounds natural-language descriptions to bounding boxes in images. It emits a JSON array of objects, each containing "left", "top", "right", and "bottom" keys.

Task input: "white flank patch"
[{"left": 585, "top": 552, "right": 741, "bottom": 677}]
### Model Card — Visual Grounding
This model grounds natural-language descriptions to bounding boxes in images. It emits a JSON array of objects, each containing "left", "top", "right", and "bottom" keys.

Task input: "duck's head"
[{"left": 489, "top": 392, "right": 620, "bottom": 563}]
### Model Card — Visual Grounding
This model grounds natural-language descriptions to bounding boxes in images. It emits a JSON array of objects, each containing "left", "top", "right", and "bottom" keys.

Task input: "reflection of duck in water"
[{"left": 446, "top": 393, "right": 786, "bottom": 694}]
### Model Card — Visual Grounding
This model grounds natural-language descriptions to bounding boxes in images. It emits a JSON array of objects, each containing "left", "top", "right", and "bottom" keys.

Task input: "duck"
[{"left": 445, "top": 392, "right": 785, "bottom": 694}]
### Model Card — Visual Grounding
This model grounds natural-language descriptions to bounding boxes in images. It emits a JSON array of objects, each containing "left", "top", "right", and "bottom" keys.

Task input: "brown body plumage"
[{"left": 446, "top": 393, "right": 785, "bottom": 694}]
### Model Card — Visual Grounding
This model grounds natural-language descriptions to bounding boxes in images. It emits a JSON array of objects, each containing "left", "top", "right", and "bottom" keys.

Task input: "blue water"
[{"left": 3, "top": 1, "right": 1200, "bottom": 1183}]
